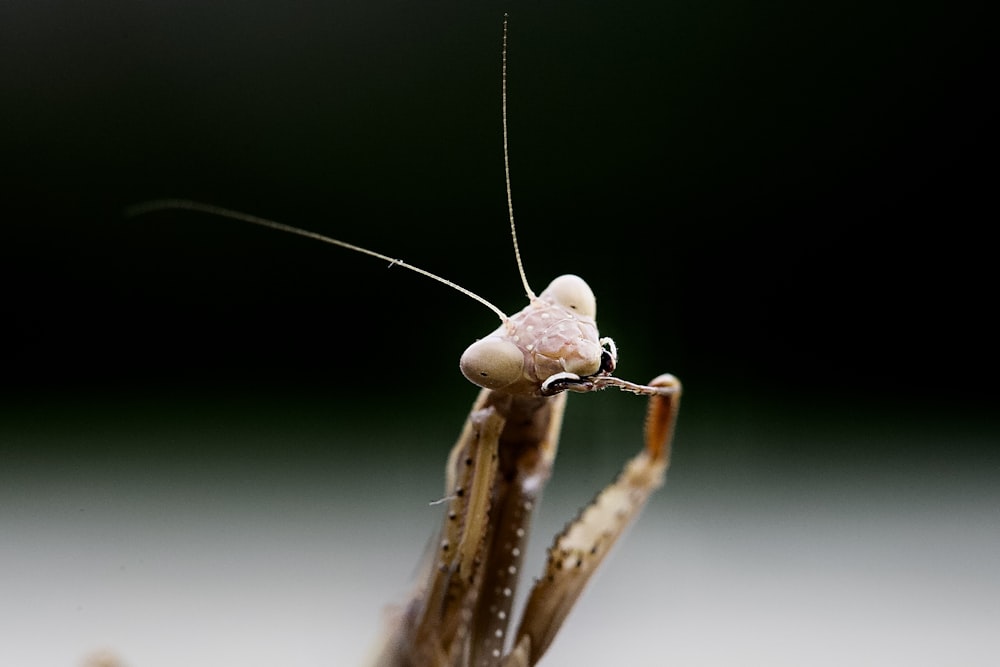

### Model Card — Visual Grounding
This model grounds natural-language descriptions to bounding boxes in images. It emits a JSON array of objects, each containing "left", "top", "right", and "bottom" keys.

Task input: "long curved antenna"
[
  {"left": 502, "top": 14, "right": 537, "bottom": 302},
  {"left": 125, "top": 199, "right": 510, "bottom": 322}
]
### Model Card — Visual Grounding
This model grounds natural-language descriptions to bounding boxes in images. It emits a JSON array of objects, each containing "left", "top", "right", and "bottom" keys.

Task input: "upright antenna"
[{"left": 502, "top": 14, "right": 537, "bottom": 302}]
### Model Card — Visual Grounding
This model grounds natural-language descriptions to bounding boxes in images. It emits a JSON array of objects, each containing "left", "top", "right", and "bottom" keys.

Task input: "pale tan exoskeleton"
[{"left": 129, "top": 16, "right": 681, "bottom": 667}]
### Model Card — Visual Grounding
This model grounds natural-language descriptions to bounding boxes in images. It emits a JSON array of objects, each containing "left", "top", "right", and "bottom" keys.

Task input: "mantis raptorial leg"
[
  {"left": 367, "top": 288, "right": 680, "bottom": 667},
  {"left": 129, "top": 15, "right": 682, "bottom": 667}
]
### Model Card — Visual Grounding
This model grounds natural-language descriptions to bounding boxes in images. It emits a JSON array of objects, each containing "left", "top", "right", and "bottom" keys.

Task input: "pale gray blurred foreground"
[{"left": 2, "top": 398, "right": 997, "bottom": 666}]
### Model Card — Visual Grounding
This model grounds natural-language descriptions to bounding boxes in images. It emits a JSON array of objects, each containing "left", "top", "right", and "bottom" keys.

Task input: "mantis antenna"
[
  {"left": 127, "top": 16, "right": 536, "bottom": 325},
  {"left": 502, "top": 13, "right": 537, "bottom": 302},
  {"left": 125, "top": 199, "right": 510, "bottom": 322}
]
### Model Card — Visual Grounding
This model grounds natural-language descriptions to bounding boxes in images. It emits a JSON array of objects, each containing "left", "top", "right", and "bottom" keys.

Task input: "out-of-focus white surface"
[{"left": 2, "top": 443, "right": 997, "bottom": 667}]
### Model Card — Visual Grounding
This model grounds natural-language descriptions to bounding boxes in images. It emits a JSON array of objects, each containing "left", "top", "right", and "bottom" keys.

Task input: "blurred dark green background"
[{"left": 1, "top": 2, "right": 995, "bottom": 666}]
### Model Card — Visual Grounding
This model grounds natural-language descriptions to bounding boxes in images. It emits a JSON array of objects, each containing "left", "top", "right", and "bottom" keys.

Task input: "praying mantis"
[{"left": 130, "top": 16, "right": 681, "bottom": 667}]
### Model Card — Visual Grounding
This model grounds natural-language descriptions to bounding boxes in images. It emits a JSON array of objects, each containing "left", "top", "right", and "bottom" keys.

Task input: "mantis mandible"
[{"left": 129, "top": 16, "right": 682, "bottom": 667}]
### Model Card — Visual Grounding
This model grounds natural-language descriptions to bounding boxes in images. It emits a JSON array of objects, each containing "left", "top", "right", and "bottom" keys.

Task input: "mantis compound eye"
[
  {"left": 544, "top": 274, "right": 596, "bottom": 318},
  {"left": 460, "top": 337, "right": 525, "bottom": 390}
]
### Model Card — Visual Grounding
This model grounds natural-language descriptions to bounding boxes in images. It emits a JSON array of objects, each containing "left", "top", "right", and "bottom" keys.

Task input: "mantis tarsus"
[{"left": 130, "top": 16, "right": 682, "bottom": 667}]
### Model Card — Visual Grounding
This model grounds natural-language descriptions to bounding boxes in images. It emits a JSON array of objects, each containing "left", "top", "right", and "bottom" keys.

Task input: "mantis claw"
[
  {"left": 511, "top": 375, "right": 682, "bottom": 664},
  {"left": 539, "top": 372, "right": 589, "bottom": 395}
]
